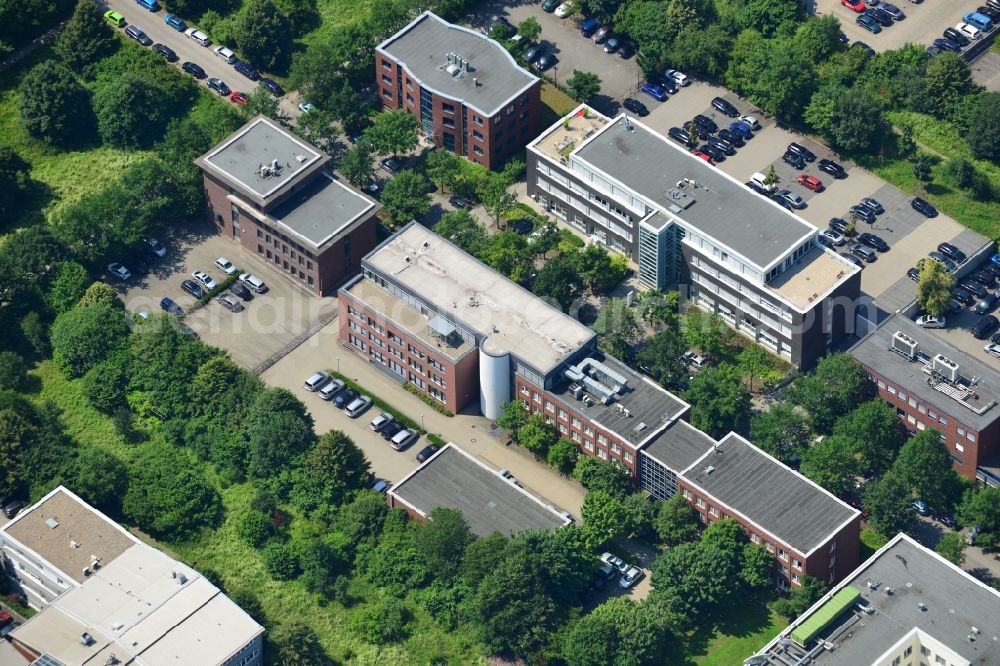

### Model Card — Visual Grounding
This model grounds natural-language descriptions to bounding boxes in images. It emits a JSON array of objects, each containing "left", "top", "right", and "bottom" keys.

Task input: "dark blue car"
[
  {"left": 580, "top": 18, "right": 601, "bottom": 37},
  {"left": 160, "top": 297, "right": 183, "bottom": 315},
  {"left": 728, "top": 121, "right": 753, "bottom": 139},
  {"left": 641, "top": 82, "right": 667, "bottom": 102}
]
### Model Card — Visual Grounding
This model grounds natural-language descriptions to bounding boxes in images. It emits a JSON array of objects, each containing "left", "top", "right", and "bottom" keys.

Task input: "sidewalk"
[{"left": 261, "top": 317, "right": 588, "bottom": 516}]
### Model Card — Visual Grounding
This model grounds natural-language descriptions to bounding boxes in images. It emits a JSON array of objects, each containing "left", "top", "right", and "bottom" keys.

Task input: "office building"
[
  {"left": 197, "top": 115, "right": 380, "bottom": 295},
  {"left": 852, "top": 314, "right": 1000, "bottom": 486},
  {"left": 752, "top": 533, "right": 1000, "bottom": 665},
  {"left": 0, "top": 487, "right": 264, "bottom": 666},
  {"left": 526, "top": 105, "right": 861, "bottom": 368},
  {"left": 376, "top": 11, "right": 541, "bottom": 169}
]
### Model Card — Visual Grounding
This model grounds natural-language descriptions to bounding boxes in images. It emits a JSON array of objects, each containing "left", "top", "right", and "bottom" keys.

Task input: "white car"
[
  {"left": 683, "top": 350, "right": 707, "bottom": 368},
  {"left": 214, "top": 257, "right": 237, "bottom": 275},
  {"left": 192, "top": 270, "right": 217, "bottom": 290},
  {"left": 213, "top": 45, "right": 236, "bottom": 63},
  {"left": 916, "top": 315, "right": 946, "bottom": 329},
  {"left": 145, "top": 238, "right": 166, "bottom": 257},
  {"left": 108, "top": 263, "right": 131, "bottom": 280},
  {"left": 298, "top": 102, "right": 316, "bottom": 113},
  {"left": 664, "top": 69, "right": 689, "bottom": 86},
  {"left": 821, "top": 229, "right": 846, "bottom": 246},
  {"left": 497, "top": 468, "right": 521, "bottom": 487},
  {"left": 985, "top": 343, "right": 1000, "bottom": 358},
  {"left": 739, "top": 114, "right": 760, "bottom": 129},
  {"left": 600, "top": 551, "right": 629, "bottom": 574},
  {"left": 184, "top": 27, "right": 211, "bottom": 46},
  {"left": 956, "top": 22, "right": 982, "bottom": 40},
  {"left": 619, "top": 566, "right": 643, "bottom": 589},
  {"left": 554, "top": 2, "right": 573, "bottom": 18},
  {"left": 238, "top": 273, "right": 268, "bottom": 293}
]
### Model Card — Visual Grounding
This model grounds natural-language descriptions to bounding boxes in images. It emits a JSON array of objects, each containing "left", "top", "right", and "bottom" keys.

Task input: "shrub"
[
  {"left": 403, "top": 382, "right": 454, "bottom": 416},
  {"left": 262, "top": 541, "right": 300, "bottom": 580},
  {"left": 234, "top": 510, "right": 274, "bottom": 548},
  {"left": 0, "top": 352, "right": 27, "bottom": 390},
  {"left": 349, "top": 597, "right": 408, "bottom": 644}
]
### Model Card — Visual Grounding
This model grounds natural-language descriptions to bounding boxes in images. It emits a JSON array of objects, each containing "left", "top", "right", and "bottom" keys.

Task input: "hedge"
[
  {"left": 403, "top": 382, "right": 454, "bottom": 417},
  {"left": 329, "top": 371, "right": 424, "bottom": 434}
]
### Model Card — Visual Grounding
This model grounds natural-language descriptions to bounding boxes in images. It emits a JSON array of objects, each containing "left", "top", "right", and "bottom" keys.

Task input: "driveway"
[
  {"left": 815, "top": 0, "right": 986, "bottom": 53},
  {"left": 475, "top": 2, "right": 642, "bottom": 110},
  {"left": 261, "top": 318, "right": 588, "bottom": 514},
  {"left": 116, "top": 220, "right": 336, "bottom": 370},
  {"left": 972, "top": 50, "right": 1000, "bottom": 91},
  {"left": 909, "top": 515, "right": 1000, "bottom": 584},
  {"left": 101, "top": 0, "right": 302, "bottom": 117}
]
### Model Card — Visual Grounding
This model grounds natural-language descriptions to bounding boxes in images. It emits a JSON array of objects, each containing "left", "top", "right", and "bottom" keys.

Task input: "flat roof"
[
  {"left": 388, "top": 443, "right": 571, "bottom": 537},
  {"left": 851, "top": 314, "right": 1000, "bottom": 430},
  {"left": 1, "top": 487, "right": 137, "bottom": 585},
  {"left": 363, "top": 222, "right": 595, "bottom": 375},
  {"left": 344, "top": 275, "right": 475, "bottom": 362},
  {"left": 198, "top": 116, "right": 327, "bottom": 206},
  {"left": 756, "top": 534, "right": 1000, "bottom": 665},
  {"left": 12, "top": 543, "right": 263, "bottom": 665},
  {"left": 640, "top": 419, "right": 717, "bottom": 473},
  {"left": 769, "top": 246, "right": 860, "bottom": 311},
  {"left": 263, "top": 173, "right": 377, "bottom": 249},
  {"left": 549, "top": 353, "right": 689, "bottom": 449},
  {"left": 681, "top": 434, "right": 858, "bottom": 554},
  {"left": 377, "top": 12, "right": 539, "bottom": 117},
  {"left": 572, "top": 115, "right": 816, "bottom": 270}
]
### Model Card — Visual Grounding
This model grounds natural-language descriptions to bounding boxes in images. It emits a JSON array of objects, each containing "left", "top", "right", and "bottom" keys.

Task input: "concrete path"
[{"left": 261, "top": 317, "right": 588, "bottom": 515}]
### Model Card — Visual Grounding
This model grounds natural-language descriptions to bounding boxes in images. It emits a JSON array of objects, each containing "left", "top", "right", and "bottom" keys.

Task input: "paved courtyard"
[
  {"left": 814, "top": 0, "right": 985, "bottom": 53},
  {"left": 116, "top": 221, "right": 336, "bottom": 370}
]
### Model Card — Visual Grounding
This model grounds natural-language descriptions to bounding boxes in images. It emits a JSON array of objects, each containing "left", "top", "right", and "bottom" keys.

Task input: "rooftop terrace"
[
  {"left": 769, "top": 246, "right": 860, "bottom": 311},
  {"left": 533, "top": 107, "right": 609, "bottom": 164}
]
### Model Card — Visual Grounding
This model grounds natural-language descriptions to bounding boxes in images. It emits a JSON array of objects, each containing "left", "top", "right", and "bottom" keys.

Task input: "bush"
[
  {"left": 403, "top": 382, "right": 455, "bottom": 416},
  {"left": 227, "top": 588, "right": 265, "bottom": 624},
  {"left": 234, "top": 510, "right": 275, "bottom": 548},
  {"left": 18, "top": 60, "right": 95, "bottom": 147},
  {"left": 262, "top": 541, "right": 300, "bottom": 580},
  {"left": 93, "top": 73, "right": 172, "bottom": 148},
  {"left": 349, "top": 597, "right": 408, "bottom": 644},
  {"left": 0, "top": 352, "right": 27, "bottom": 390},
  {"left": 81, "top": 360, "right": 128, "bottom": 415}
]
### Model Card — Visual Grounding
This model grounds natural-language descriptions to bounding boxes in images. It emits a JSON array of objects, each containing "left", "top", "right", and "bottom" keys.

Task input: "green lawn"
[
  {"left": 23, "top": 360, "right": 484, "bottom": 664},
  {"left": 298, "top": 0, "right": 382, "bottom": 47},
  {"left": 860, "top": 528, "right": 889, "bottom": 562},
  {"left": 540, "top": 82, "right": 578, "bottom": 129},
  {"left": 691, "top": 604, "right": 785, "bottom": 666}
]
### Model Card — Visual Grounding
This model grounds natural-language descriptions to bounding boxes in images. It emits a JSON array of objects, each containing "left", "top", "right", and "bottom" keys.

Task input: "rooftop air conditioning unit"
[
  {"left": 932, "top": 354, "right": 960, "bottom": 382},
  {"left": 891, "top": 331, "right": 918, "bottom": 359}
]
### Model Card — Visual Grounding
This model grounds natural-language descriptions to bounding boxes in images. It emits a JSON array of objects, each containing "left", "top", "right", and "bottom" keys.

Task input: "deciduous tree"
[
  {"left": 637, "top": 329, "right": 688, "bottom": 388},
  {"left": 0, "top": 352, "right": 27, "bottom": 390},
  {"left": 654, "top": 493, "right": 700, "bottom": 547},
  {"left": 561, "top": 597, "right": 666, "bottom": 666},
  {"left": 365, "top": 109, "right": 419, "bottom": 156},
  {"left": 593, "top": 299, "right": 642, "bottom": 360},
  {"left": 425, "top": 148, "right": 463, "bottom": 193},
  {"left": 291, "top": 430, "right": 371, "bottom": 520},
  {"left": 55, "top": 0, "right": 117, "bottom": 78},
  {"left": 917, "top": 256, "right": 956, "bottom": 317},
  {"left": 18, "top": 61, "right": 94, "bottom": 147},
  {"left": 800, "top": 434, "right": 860, "bottom": 498},
  {"left": 832, "top": 400, "right": 904, "bottom": 477},
  {"left": 582, "top": 489, "right": 634, "bottom": 547},
  {"left": 414, "top": 507, "right": 473, "bottom": 579},
  {"left": 233, "top": 0, "right": 293, "bottom": 71},
  {"left": 532, "top": 253, "right": 583, "bottom": 312},
  {"left": 968, "top": 92, "right": 1000, "bottom": 162},
  {"left": 518, "top": 412, "right": 559, "bottom": 456},
  {"left": 547, "top": 437, "right": 580, "bottom": 474},
  {"left": 51, "top": 303, "right": 129, "bottom": 378},
  {"left": 863, "top": 472, "right": 915, "bottom": 537},
  {"left": 380, "top": 169, "right": 431, "bottom": 222},
  {"left": 339, "top": 140, "right": 376, "bottom": 188},
  {"left": 936, "top": 531, "right": 966, "bottom": 566},
  {"left": 892, "top": 428, "right": 964, "bottom": 510},
  {"left": 45, "top": 261, "right": 90, "bottom": 314},
  {"left": 434, "top": 209, "right": 488, "bottom": 255},
  {"left": 481, "top": 177, "right": 517, "bottom": 227},
  {"left": 567, "top": 70, "right": 602, "bottom": 102},
  {"left": 0, "top": 145, "right": 31, "bottom": 221},
  {"left": 686, "top": 364, "right": 751, "bottom": 438},
  {"left": 573, "top": 456, "right": 631, "bottom": 497},
  {"left": 786, "top": 353, "right": 868, "bottom": 433},
  {"left": 750, "top": 403, "right": 810, "bottom": 464}
]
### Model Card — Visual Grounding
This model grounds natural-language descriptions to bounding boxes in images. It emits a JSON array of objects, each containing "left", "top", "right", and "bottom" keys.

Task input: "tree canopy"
[
  {"left": 233, "top": 0, "right": 294, "bottom": 71},
  {"left": 18, "top": 61, "right": 94, "bottom": 147},
  {"left": 380, "top": 170, "right": 431, "bottom": 222}
]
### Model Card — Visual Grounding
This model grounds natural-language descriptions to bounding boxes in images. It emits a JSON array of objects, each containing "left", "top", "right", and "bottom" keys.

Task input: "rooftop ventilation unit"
[
  {"left": 891, "top": 331, "right": 919, "bottom": 359},
  {"left": 704, "top": 465, "right": 715, "bottom": 475},
  {"left": 932, "top": 354, "right": 960, "bottom": 382},
  {"left": 295, "top": 154, "right": 307, "bottom": 163},
  {"left": 45, "top": 518, "right": 59, "bottom": 529}
]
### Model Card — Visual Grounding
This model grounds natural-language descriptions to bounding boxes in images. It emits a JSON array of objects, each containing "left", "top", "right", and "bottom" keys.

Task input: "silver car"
[{"left": 217, "top": 293, "right": 244, "bottom": 312}]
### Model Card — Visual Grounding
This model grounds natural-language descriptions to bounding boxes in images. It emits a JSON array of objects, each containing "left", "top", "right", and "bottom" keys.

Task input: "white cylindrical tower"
[{"left": 479, "top": 338, "right": 510, "bottom": 420}]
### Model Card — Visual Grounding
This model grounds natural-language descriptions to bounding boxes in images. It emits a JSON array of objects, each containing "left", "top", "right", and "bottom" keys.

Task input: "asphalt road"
[{"left": 102, "top": 0, "right": 302, "bottom": 117}]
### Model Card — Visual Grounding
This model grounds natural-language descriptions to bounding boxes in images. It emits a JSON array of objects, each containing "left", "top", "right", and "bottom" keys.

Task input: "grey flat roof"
[
  {"left": 549, "top": 353, "right": 689, "bottom": 449},
  {"left": 198, "top": 116, "right": 326, "bottom": 205},
  {"left": 851, "top": 314, "right": 1000, "bottom": 431},
  {"left": 389, "top": 444, "right": 570, "bottom": 537},
  {"left": 377, "top": 11, "right": 538, "bottom": 117},
  {"left": 758, "top": 534, "right": 1000, "bottom": 665},
  {"left": 574, "top": 116, "right": 815, "bottom": 269},
  {"left": 266, "top": 173, "right": 377, "bottom": 249},
  {"left": 641, "top": 419, "right": 717, "bottom": 472},
  {"left": 363, "top": 222, "right": 595, "bottom": 375},
  {"left": 682, "top": 434, "right": 858, "bottom": 554}
]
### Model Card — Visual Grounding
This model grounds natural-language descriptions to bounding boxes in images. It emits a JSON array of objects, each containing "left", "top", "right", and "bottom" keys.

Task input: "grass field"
[
  {"left": 860, "top": 529, "right": 889, "bottom": 562},
  {"left": 299, "top": 0, "right": 383, "bottom": 47},
  {"left": 658, "top": 596, "right": 784, "bottom": 666},
  {"left": 23, "top": 361, "right": 484, "bottom": 664},
  {"left": 540, "top": 82, "right": 578, "bottom": 129}
]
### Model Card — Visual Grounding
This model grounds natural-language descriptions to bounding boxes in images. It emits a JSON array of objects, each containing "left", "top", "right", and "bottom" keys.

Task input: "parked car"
[
  {"left": 716, "top": 128, "right": 745, "bottom": 147},
  {"left": 333, "top": 388, "right": 357, "bottom": 409},
  {"left": 822, "top": 229, "right": 846, "bottom": 246},
  {"left": 842, "top": 253, "right": 866, "bottom": 269},
  {"left": 859, "top": 197, "right": 884, "bottom": 215},
  {"left": 524, "top": 44, "right": 544, "bottom": 63},
  {"left": 841, "top": 0, "right": 866, "bottom": 10},
  {"left": 600, "top": 552, "right": 629, "bottom": 574},
  {"left": 859, "top": 232, "right": 889, "bottom": 252},
  {"left": 580, "top": 18, "right": 601, "bottom": 37},
  {"left": 379, "top": 157, "right": 401, "bottom": 173},
  {"left": 692, "top": 150, "right": 712, "bottom": 163},
  {"left": 916, "top": 315, "right": 946, "bottom": 328},
  {"left": 232, "top": 60, "right": 260, "bottom": 82},
  {"left": 954, "top": 287, "right": 975, "bottom": 306},
  {"left": 849, "top": 205, "right": 876, "bottom": 224},
  {"left": 956, "top": 21, "right": 982, "bottom": 41},
  {"left": 866, "top": 6, "right": 895, "bottom": 26},
  {"left": 738, "top": 114, "right": 760, "bottom": 129},
  {"left": 851, "top": 244, "right": 878, "bottom": 262},
  {"left": 964, "top": 11, "right": 993, "bottom": 30},
  {"left": 711, "top": 96, "right": 739, "bottom": 117},
  {"left": 943, "top": 27, "right": 971, "bottom": 47},
  {"left": 145, "top": 238, "right": 167, "bottom": 257},
  {"left": 238, "top": 273, "right": 268, "bottom": 293},
  {"left": 152, "top": 43, "right": 178, "bottom": 61},
  {"left": 0, "top": 610, "right": 12, "bottom": 629},
  {"left": 818, "top": 158, "right": 846, "bottom": 178},
  {"left": 369, "top": 413, "right": 394, "bottom": 431},
  {"left": 206, "top": 77, "right": 230, "bottom": 96},
  {"left": 907, "top": 267, "right": 920, "bottom": 281},
  {"left": 707, "top": 136, "right": 736, "bottom": 155},
  {"left": 619, "top": 566, "right": 643, "bottom": 589},
  {"left": 184, "top": 27, "right": 211, "bottom": 46},
  {"left": 192, "top": 270, "right": 217, "bottom": 290},
  {"left": 182, "top": 61, "right": 207, "bottom": 78},
  {"left": 937, "top": 242, "right": 966, "bottom": 263},
  {"left": 304, "top": 371, "right": 331, "bottom": 391},
  {"left": 229, "top": 282, "right": 253, "bottom": 301},
  {"left": 104, "top": 10, "right": 126, "bottom": 27},
  {"left": 664, "top": 69, "right": 689, "bottom": 86},
  {"left": 797, "top": 174, "right": 824, "bottom": 192},
  {"left": 640, "top": 82, "right": 667, "bottom": 102},
  {"left": 787, "top": 142, "right": 816, "bottom": 162},
  {"left": 933, "top": 38, "right": 962, "bottom": 53},
  {"left": 125, "top": 25, "right": 153, "bottom": 46},
  {"left": 536, "top": 52, "right": 557, "bottom": 70},
  {"left": 318, "top": 379, "right": 345, "bottom": 400},
  {"left": 985, "top": 342, "right": 1000, "bottom": 358},
  {"left": 962, "top": 280, "right": 988, "bottom": 299},
  {"left": 592, "top": 25, "right": 610, "bottom": 43},
  {"left": 108, "top": 262, "right": 131, "bottom": 280},
  {"left": 699, "top": 144, "right": 725, "bottom": 162},
  {"left": 381, "top": 422, "right": 405, "bottom": 442},
  {"left": 856, "top": 13, "right": 883, "bottom": 33},
  {"left": 542, "top": 0, "right": 560, "bottom": 10},
  {"left": 976, "top": 294, "right": 999, "bottom": 314},
  {"left": 971, "top": 315, "right": 1000, "bottom": 339},
  {"left": 160, "top": 297, "right": 183, "bottom": 315},
  {"left": 617, "top": 41, "right": 635, "bottom": 58},
  {"left": 693, "top": 114, "right": 717, "bottom": 133},
  {"left": 217, "top": 293, "right": 244, "bottom": 313},
  {"left": 229, "top": 91, "right": 248, "bottom": 105},
  {"left": 879, "top": 3, "right": 905, "bottom": 19},
  {"left": 180, "top": 279, "right": 204, "bottom": 299},
  {"left": 966, "top": 525, "right": 981, "bottom": 545},
  {"left": 298, "top": 102, "right": 316, "bottom": 113},
  {"left": 622, "top": 98, "right": 649, "bottom": 116},
  {"left": 911, "top": 197, "right": 938, "bottom": 217},
  {"left": 390, "top": 428, "right": 419, "bottom": 451},
  {"left": 344, "top": 395, "right": 373, "bottom": 417},
  {"left": 668, "top": 126, "right": 696, "bottom": 147},
  {"left": 602, "top": 37, "right": 621, "bottom": 54},
  {"left": 260, "top": 78, "right": 284, "bottom": 96},
  {"left": 684, "top": 120, "right": 711, "bottom": 140},
  {"left": 2, "top": 499, "right": 26, "bottom": 518},
  {"left": 728, "top": 121, "right": 753, "bottom": 141},
  {"left": 782, "top": 151, "right": 806, "bottom": 169},
  {"left": 775, "top": 190, "right": 806, "bottom": 209},
  {"left": 828, "top": 218, "right": 853, "bottom": 236},
  {"left": 416, "top": 444, "right": 439, "bottom": 462},
  {"left": 974, "top": 270, "right": 996, "bottom": 286},
  {"left": 912, "top": 499, "right": 930, "bottom": 516},
  {"left": 448, "top": 195, "right": 469, "bottom": 209}
]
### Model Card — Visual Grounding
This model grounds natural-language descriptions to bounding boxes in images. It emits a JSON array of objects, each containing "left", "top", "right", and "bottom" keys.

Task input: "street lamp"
[
  {"left": 336, "top": 357, "right": 340, "bottom": 373},
  {"left": 421, "top": 414, "right": 425, "bottom": 430},
  {"left": 553, "top": 65, "right": 558, "bottom": 87}
]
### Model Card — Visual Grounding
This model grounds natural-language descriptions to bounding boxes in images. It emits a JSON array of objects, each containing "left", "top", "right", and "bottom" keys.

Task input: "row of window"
[
  {"left": 257, "top": 245, "right": 314, "bottom": 287},
  {"left": 874, "top": 373, "right": 975, "bottom": 456}
]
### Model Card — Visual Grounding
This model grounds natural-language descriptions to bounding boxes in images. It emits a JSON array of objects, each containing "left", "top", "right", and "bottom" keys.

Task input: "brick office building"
[
  {"left": 375, "top": 11, "right": 541, "bottom": 170},
  {"left": 852, "top": 314, "right": 1000, "bottom": 486},
  {"left": 197, "top": 116, "right": 380, "bottom": 296}
]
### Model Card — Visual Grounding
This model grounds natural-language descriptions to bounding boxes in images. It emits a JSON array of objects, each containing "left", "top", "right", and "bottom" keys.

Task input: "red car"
[
  {"left": 0, "top": 611, "right": 12, "bottom": 629},
  {"left": 841, "top": 0, "right": 865, "bottom": 11},
  {"left": 230, "top": 91, "right": 248, "bottom": 105},
  {"left": 797, "top": 174, "right": 824, "bottom": 192},
  {"left": 692, "top": 151, "right": 712, "bottom": 163}
]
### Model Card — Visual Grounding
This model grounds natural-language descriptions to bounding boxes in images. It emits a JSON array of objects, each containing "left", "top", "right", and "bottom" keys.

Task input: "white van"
[{"left": 750, "top": 172, "right": 776, "bottom": 193}]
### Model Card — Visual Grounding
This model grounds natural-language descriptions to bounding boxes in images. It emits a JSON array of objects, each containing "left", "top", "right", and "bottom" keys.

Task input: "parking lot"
[
  {"left": 817, "top": 0, "right": 987, "bottom": 53},
  {"left": 116, "top": 221, "right": 336, "bottom": 370},
  {"left": 477, "top": 2, "right": 642, "bottom": 107}
]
